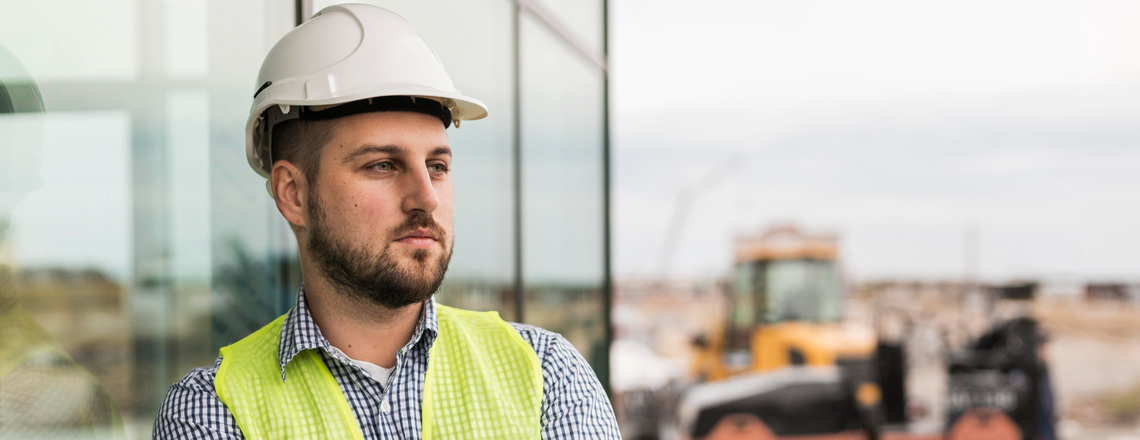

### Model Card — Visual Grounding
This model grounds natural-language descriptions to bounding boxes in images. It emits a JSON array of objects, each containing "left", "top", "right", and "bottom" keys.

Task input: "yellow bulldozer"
[{"left": 679, "top": 225, "right": 895, "bottom": 440}]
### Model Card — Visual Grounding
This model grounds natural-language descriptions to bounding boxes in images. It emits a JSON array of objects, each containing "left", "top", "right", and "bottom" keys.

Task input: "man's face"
[{"left": 304, "top": 111, "right": 453, "bottom": 309}]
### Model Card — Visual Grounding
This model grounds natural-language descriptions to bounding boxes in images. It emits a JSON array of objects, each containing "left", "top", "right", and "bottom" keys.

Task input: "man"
[{"left": 154, "top": 5, "right": 619, "bottom": 439}]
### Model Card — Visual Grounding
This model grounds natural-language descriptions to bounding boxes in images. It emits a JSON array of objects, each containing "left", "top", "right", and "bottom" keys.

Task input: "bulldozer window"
[
  {"left": 764, "top": 259, "right": 842, "bottom": 323},
  {"left": 726, "top": 262, "right": 760, "bottom": 359}
]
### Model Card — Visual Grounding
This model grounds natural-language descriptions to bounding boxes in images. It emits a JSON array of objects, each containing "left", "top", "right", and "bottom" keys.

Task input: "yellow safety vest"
[{"left": 214, "top": 304, "right": 542, "bottom": 439}]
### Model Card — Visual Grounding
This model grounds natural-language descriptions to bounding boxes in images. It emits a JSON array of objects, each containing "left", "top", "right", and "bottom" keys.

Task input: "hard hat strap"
[{"left": 259, "top": 104, "right": 304, "bottom": 172}]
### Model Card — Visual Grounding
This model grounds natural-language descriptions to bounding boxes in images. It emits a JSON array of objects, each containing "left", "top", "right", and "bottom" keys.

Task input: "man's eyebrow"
[
  {"left": 431, "top": 146, "right": 452, "bottom": 158},
  {"left": 341, "top": 144, "right": 453, "bottom": 164},
  {"left": 341, "top": 145, "right": 400, "bottom": 164}
]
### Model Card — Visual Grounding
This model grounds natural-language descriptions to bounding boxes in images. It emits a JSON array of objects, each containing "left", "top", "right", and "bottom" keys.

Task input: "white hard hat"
[{"left": 245, "top": 3, "right": 488, "bottom": 178}]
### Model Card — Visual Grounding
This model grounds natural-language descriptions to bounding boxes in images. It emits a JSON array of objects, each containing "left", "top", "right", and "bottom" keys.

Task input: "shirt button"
[{"left": 381, "top": 399, "right": 391, "bottom": 414}]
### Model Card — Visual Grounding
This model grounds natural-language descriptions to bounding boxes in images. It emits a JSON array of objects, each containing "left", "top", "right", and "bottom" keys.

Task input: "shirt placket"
[
  {"left": 341, "top": 340, "right": 426, "bottom": 439},
  {"left": 389, "top": 335, "right": 433, "bottom": 439},
  {"left": 287, "top": 292, "right": 440, "bottom": 440}
]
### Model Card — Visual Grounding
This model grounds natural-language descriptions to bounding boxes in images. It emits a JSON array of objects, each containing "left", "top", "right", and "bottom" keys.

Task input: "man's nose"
[{"left": 401, "top": 165, "right": 440, "bottom": 213}]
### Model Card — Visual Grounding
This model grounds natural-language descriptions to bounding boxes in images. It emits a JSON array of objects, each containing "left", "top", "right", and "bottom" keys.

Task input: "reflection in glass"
[
  {"left": 0, "top": 1, "right": 137, "bottom": 82},
  {"left": 0, "top": 45, "right": 124, "bottom": 439},
  {"left": 520, "top": 14, "right": 607, "bottom": 371},
  {"left": 530, "top": 0, "right": 604, "bottom": 57},
  {"left": 2, "top": 1, "right": 294, "bottom": 436}
]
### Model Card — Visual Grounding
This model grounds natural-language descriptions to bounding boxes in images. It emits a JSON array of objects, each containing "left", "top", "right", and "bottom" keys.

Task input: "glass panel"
[
  {"left": 163, "top": 0, "right": 208, "bottom": 78},
  {"left": 313, "top": 0, "right": 518, "bottom": 316},
  {"left": 8, "top": 113, "right": 132, "bottom": 279},
  {"left": 520, "top": 14, "right": 607, "bottom": 369},
  {"left": 166, "top": 90, "right": 214, "bottom": 386},
  {"left": 530, "top": 0, "right": 604, "bottom": 58},
  {"left": 726, "top": 262, "right": 756, "bottom": 355},
  {"left": 3, "top": 112, "right": 132, "bottom": 438},
  {"left": 0, "top": 0, "right": 138, "bottom": 81},
  {"left": 1, "top": 2, "right": 294, "bottom": 437},
  {"left": 207, "top": 1, "right": 298, "bottom": 359},
  {"left": 730, "top": 263, "right": 756, "bottom": 330}
]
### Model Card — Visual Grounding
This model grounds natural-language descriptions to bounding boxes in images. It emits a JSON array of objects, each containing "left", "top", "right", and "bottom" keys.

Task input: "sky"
[
  {"left": 3, "top": 0, "right": 1139, "bottom": 286},
  {"left": 610, "top": 0, "right": 1140, "bottom": 283}
]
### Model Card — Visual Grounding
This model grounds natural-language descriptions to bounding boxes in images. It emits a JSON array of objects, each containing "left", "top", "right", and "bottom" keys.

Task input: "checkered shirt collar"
[{"left": 276, "top": 286, "right": 440, "bottom": 382}]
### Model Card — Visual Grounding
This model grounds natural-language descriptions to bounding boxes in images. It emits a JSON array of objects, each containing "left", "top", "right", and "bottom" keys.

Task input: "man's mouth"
[{"left": 395, "top": 228, "right": 439, "bottom": 248}]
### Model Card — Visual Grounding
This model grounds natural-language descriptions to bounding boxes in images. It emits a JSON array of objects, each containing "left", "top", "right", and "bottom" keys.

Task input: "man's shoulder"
[
  {"left": 504, "top": 322, "right": 595, "bottom": 380},
  {"left": 169, "top": 357, "right": 224, "bottom": 392},
  {"left": 153, "top": 358, "right": 242, "bottom": 439},
  {"left": 503, "top": 323, "right": 621, "bottom": 437},
  {"left": 506, "top": 322, "right": 579, "bottom": 361},
  {"left": 507, "top": 322, "right": 560, "bottom": 352}
]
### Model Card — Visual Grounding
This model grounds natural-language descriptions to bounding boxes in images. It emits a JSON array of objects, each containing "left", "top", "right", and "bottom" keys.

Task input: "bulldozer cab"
[
  {"left": 681, "top": 225, "right": 887, "bottom": 439},
  {"left": 724, "top": 258, "right": 844, "bottom": 366},
  {"left": 707, "top": 224, "right": 876, "bottom": 378}
]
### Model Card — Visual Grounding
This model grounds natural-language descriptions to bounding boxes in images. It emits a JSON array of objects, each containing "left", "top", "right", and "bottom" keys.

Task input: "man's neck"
[{"left": 302, "top": 275, "right": 423, "bottom": 369}]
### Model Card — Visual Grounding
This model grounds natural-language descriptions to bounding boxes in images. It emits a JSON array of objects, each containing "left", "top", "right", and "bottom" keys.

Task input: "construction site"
[{"left": 613, "top": 224, "right": 1140, "bottom": 440}]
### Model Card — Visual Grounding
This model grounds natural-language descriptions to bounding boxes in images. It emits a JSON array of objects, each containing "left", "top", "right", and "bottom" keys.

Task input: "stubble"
[{"left": 306, "top": 187, "right": 451, "bottom": 309}]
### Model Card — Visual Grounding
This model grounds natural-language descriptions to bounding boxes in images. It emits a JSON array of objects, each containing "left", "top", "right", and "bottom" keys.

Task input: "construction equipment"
[
  {"left": 944, "top": 283, "right": 1053, "bottom": 440},
  {"left": 679, "top": 225, "right": 892, "bottom": 439}
]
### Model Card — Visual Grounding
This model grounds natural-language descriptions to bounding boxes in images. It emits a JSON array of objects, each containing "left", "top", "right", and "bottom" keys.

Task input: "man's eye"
[
  {"left": 369, "top": 162, "right": 394, "bottom": 172},
  {"left": 429, "top": 163, "right": 449, "bottom": 173}
]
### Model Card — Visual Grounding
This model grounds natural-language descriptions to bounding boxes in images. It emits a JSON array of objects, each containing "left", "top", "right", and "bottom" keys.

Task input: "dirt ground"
[
  {"left": 877, "top": 296, "right": 1140, "bottom": 440},
  {"left": 1036, "top": 300, "right": 1140, "bottom": 440}
]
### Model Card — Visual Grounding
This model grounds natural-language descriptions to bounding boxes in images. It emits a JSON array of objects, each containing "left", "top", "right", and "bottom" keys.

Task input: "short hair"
[{"left": 270, "top": 117, "right": 336, "bottom": 182}]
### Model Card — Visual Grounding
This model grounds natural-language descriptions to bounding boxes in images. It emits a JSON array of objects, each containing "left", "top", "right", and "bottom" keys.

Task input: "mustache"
[{"left": 391, "top": 211, "right": 447, "bottom": 241}]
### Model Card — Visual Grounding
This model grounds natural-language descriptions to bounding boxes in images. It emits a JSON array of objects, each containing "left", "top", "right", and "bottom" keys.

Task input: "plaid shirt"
[{"left": 154, "top": 289, "right": 620, "bottom": 439}]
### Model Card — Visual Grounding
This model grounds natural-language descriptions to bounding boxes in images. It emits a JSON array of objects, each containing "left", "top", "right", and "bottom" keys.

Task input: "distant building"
[{"left": 1084, "top": 283, "right": 1129, "bottom": 302}]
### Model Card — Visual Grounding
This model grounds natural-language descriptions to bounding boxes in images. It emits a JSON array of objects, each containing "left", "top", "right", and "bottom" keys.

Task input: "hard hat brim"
[{"left": 245, "top": 88, "right": 487, "bottom": 179}]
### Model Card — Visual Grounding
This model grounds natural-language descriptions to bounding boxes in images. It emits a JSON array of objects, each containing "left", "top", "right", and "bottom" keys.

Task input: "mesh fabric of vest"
[
  {"left": 216, "top": 314, "right": 364, "bottom": 440},
  {"left": 215, "top": 304, "right": 542, "bottom": 439},
  {"left": 423, "top": 305, "right": 542, "bottom": 439}
]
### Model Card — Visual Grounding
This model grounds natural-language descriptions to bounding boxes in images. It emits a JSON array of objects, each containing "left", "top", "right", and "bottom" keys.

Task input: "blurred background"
[{"left": 0, "top": 0, "right": 1137, "bottom": 439}]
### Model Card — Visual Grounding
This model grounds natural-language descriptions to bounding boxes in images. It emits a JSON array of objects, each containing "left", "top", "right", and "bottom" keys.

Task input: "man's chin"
[
  {"left": 388, "top": 247, "right": 433, "bottom": 265},
  {"left": 391, "top": 251, "right": 448, "bottom": 277}
]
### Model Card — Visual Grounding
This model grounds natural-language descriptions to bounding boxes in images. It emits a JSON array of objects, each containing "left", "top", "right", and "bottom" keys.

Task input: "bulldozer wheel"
[
  {"left": 946, "top": 408, "right": 1020, "bottom": 440},
  {"left": 700, "top": 413, "right": 868, "bottom": 440},
  {"left": 701, "top": 414, "right": 777, "bottom": 440}
]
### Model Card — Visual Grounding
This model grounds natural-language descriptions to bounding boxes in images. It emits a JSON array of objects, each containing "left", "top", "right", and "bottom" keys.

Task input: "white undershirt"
[{"left": 327, "top": 345, "right": 395, "bottom": 386}]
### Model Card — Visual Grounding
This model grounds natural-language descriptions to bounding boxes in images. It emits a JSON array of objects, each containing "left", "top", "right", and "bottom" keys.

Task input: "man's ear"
[{"left": 271, "top": 160, "right": 307, "bottom": 228}]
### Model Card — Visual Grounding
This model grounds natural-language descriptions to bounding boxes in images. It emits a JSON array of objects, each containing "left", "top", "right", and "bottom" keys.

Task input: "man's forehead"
[{"left": 325, "top": 111, "right": 450, "bottom": 156}]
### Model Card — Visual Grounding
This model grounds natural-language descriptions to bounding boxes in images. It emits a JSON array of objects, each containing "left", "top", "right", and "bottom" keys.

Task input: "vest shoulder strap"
[
  {"left": 424, "top": 304, "right": 543, "bottom": 440},
  {"left": 215, "top": 313, "right": 364, "bottom": 440}
]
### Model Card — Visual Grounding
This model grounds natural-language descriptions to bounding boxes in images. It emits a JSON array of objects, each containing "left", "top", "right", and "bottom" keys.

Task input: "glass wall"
[
  {"left": 0, "top": 0, "right": 608, "bottom": 437},
  {"left": 519, "top": 9, "right": 609, "bottom": 380},
  {"left": 1, "top": 1, "right": 299, "bottom": 436}
]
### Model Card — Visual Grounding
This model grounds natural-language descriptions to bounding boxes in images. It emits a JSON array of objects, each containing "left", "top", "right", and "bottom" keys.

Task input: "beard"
[{"left": 306, "top": 188, "right": 451, "bottom": 309}]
